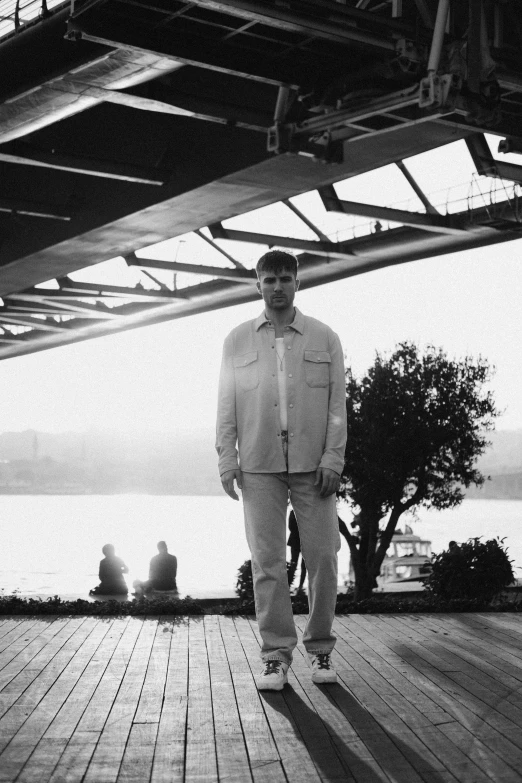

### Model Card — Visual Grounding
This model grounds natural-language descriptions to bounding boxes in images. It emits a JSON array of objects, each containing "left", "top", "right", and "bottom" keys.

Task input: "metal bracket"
[{"left": 419, "top": 73, "right": 455, "bottom": 108}]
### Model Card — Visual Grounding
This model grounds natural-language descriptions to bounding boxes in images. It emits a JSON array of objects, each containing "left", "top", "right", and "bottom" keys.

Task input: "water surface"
[{"left": 2, "top": 495, "right": 521, "bottom": 599}]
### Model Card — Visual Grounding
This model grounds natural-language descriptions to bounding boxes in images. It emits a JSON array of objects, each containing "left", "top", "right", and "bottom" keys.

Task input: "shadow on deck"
[{"left": 0, "top": 612, "right": 521, "bottom": 782}]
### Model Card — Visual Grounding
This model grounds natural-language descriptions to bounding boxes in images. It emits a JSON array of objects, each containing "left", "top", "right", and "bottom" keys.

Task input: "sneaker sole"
[{"left": 256, "top": 675, "right": 288, "bottom": 691}]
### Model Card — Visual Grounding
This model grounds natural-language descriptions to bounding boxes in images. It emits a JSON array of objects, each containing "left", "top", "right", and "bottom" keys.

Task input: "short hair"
[
  {"left": 102, "top": 543, "right": 115, "bottom": 556},
  {"left": 157, "top": 540, "right": 168, "bottom": 551},
  {"left": 256, "top": 250, "right": 298, "bottom": 279}
]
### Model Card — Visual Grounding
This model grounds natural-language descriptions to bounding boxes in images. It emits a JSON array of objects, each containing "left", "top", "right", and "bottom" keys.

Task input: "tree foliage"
[{"left": 339, "top": 342, "right": 499, "bottom": 600}]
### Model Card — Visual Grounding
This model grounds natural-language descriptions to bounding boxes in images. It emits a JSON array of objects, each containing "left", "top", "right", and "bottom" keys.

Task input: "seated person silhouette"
[
  {"left": 89, "top": 543, "right": 129, "bottom": 595},
  {"left": 133, "top": 540, "right": 178, "bottom": 596}
]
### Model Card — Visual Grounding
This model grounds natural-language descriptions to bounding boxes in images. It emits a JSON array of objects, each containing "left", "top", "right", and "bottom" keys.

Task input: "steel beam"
[
  {"left": 208, "top": 223, "right": 355, "bottom": 258},
  {"left": 0, "top": 148, "right": 165, "bottom": 186},
  {"left": 319, "top": 186, "right": 468, "bottom": 235},
  {"left": 282, "top": 199, "right": 330, "bottom": 242},
  {"left": 59, "top": 81, "right": 267, "bottom": 132},
  {"left": 67, "top": 17, "right": 298, "bottom": 88},
  {"left": 395, "top": 161, "right": 439, "bottom": 215},
  {"left": 3, "top": 302, "right": 116, "bottom": 319},
  {"left": 0, "top": 314, "right": 70, "bottom": 332},
  {"left": 127, "top": 255, "right": 256, "bottom": 283},
  {"left": 467, "top": 134, "right": 522, "bottom": 185},
  {"left": 413, "top": 0, "right": 435, "bottom": 27},
  {"left": 290, "top": 86, "right": 420, "bottom": 136},
  {"left": 194, "top": 230, "right": 246, "bottom": 270},
  {"left": 1, "top": 210, "right": 522, "bottom": 361},
  {"left": 55, "top": 279, "right": 189, "bottom": 300},
  {"left": 185, "top": 0, "right": 413, "bottom": 39},
  {"left": 0, "top": 198, "right": 70, "bottom": 221}
]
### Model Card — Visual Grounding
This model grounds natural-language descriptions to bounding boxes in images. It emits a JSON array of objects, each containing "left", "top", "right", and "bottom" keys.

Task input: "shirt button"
[
  {"left": 287, "top": 346, "right": 292, "bottom": 350},
  {"left": 274, "top": 403, "right": 278, "bottom": 407},
  {"left": 288, "top": 374, "right": 292, "bottom": 378},
  {"left": 290, "top": 433, "right": 294, "bottom": 437},
  {"left": 289, "top": 404, "right": 294, "bottom": 408}
]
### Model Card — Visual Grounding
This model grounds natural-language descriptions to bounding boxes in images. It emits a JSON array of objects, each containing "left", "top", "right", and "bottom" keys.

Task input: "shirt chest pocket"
[
  {"left": 234, "top": 351, "right": 259, "bottom": 391},
  {"left": 304, "top": 350, "right": 331, "bottom": 387}
]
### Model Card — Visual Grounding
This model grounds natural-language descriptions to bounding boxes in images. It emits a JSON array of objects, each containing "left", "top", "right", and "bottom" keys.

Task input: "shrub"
[
  {"left": 425, "top": 537, "right": 515, "bottom": 602},
  {"left": 0, "top": 593, "right": 204, "bottom": 616},
  {"left": 235, "top": 560, "right": 254, "bottom": 601},
  {"left": 232, "top": 560, "right": 309, "bottom": 615}
]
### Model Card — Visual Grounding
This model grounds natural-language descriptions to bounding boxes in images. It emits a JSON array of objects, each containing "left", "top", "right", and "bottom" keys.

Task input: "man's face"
[{"left": 257, "top": 267, "right": 299, "bottom": 310}]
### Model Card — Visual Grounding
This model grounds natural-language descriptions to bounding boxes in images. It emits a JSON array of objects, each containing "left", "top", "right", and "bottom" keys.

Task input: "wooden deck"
[{"left": 1, "top": 613, "right": 522, "bottom": 783}]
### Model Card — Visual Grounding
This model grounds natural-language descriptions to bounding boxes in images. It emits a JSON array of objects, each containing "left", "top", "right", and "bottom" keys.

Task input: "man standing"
[{"left": 216, "top": 250, "right": 347, "bottom": 690}]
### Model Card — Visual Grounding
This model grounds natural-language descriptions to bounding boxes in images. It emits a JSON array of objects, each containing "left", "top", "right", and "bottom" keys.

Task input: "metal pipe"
[
  {"left": 274, "top": 85, "right": 291, "bottom": 124},
  {"left": 427, "top": 0, "right": 450, "bottom": 74}
]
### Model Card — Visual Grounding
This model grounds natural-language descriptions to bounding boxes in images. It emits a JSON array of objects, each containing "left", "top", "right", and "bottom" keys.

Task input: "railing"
[{"left": 0, "top": 0, "right": 66, "bottom": 41}]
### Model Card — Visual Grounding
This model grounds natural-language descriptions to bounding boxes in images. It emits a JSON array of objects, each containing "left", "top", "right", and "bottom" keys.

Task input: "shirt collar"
[{"left": 255, "top": 307, "right": 304, "bottom": 334}]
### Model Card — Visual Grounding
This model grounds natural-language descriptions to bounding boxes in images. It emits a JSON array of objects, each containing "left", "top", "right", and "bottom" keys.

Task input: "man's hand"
[
  {"left": 221, "top": 468, "right": 243, "bottom": 501},
  {"left": 315, "top": 467, "right": 340, "bottom": 498}
]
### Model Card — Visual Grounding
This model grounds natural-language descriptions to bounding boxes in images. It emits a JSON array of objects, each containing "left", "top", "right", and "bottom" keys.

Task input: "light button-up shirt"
[{"left": 216, "top": 307, "right": 347, "bottom": 476}]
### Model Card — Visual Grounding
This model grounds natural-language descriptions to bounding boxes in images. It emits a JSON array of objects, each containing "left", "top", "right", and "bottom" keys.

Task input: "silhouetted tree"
[{"left": 339, "top": 343, "right": 499, "bottom": 601}]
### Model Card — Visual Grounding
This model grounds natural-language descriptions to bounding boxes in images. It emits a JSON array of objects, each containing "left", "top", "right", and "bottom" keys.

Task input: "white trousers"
[{"left": 242, "top": 470, "right": 340, "bottom": 665}]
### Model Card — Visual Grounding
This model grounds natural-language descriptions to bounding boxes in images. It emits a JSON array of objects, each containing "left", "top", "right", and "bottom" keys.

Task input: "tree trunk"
[
  {"left": 348, "top": 508, "right": 383, "bottom": 601},
  {"left": 353, "top": 571, "right": 378, "bottom": 601}
]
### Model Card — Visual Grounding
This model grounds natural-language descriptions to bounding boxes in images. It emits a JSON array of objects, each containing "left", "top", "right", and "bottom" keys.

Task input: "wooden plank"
[
  {"left": 44, "top": 618, "right": 127, "bottom": 740},
  {"left": 83, "top": 618, "right": 158, "bottom": 783},
  {"left": 351, "top": 615, "right": 522, "bottom": 777},
  {"left": 217, "top": 616, "right": 285, "bottom": 783},
  {"left": 421, "top": 614, "right": 522, "bottom": 685},
  {"left": 132, "top": 618, "right": 170, "bottom": 725},
  {"left": 117, "top": 722, "right": 159, "bottom": 783},
  {"left": 0, "top": 620, "right": 44, "bottom": 667},
  {"left": 48, "top": 731, "right": 100, "bottom": 783},
  {"left": 0, "top": 618, "right": 81, "bottom": 696},
  {"left": 444, "top": 614, "right": 522, "bottom": 649},
  {"left": 184, "top": 617, "right": 218, "bottom": 783},
  {"left": 382, "top": 614, "right": 522, "bottom": 703},
  {"left": 2, "top": 613, "right": 522, "bottom": 783},
  {"left": 204, "top": 615, "right": 253, "bottom": 783},
  {"left": 75, "top": 618, "right": 143, "bottom": 734},
  {"left": 0, "top": 619, "right": 92, "bottom": 752},
  {"left": 117, "top": 618, "right": 172, "bottom": 783},
  {"left": 0, "top": 618, "right": 109, "bottom": 783},
  {"left": 292, "top": 616, "right": 427, "bottom": 783},
  {"left": 338, "top": 616, "right": 522, "bottom": 779},
  {"left": 50, "top": 619, "right": 142, "bottom": 783},
  {"left": 332, "top": 616, "right": 453, "bottom": 726},
  {"left": 347, "top": 613, "right": 522, "bottom": 735},
  {"left": 0, "top": 619, "right": 42, "bottom": 655},
  {"left": 439, "top": 721, "right": 522, "bottom": 783},
  {"left": 150, "top": 617, "right": 189, "bottom": 783},
  {"left": 235, "top": 616, "right": 323, "bottom": 783},
  {"left": 285, "top": 645, "right": 374, "bottom": 783},
  {"left": 16, "top": 738, "right": 68, "bottom": 783},
  {"left": 334, "top": 616, "right": 492, "bottom": 783}
]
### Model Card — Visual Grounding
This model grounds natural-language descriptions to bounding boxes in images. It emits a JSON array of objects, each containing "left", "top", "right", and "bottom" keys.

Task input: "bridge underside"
[{"left": 0, "top": 0, "right": 522, "bottom": 359}]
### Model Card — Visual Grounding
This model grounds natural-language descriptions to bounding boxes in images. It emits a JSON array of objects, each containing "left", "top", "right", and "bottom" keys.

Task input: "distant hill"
[
  {"left": 0, "top": 428, "right": 222, "bottom": 495},
  {"left": 477, "top": 430, "right": 522, "bottom": 475},
  {"left": 0, "top": 427, "right": 520, "bottom": 497}
]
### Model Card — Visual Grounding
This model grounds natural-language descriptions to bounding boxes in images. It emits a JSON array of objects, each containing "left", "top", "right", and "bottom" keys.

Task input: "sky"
[{"left": 0, "top": 137, "right": 521, "bottom": 436}]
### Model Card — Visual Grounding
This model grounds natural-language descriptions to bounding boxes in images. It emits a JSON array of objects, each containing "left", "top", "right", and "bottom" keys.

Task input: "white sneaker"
[
  {"left": 308, "top": 653, "right": 337, "bottom": 684},
  {"left": 256, "top": 660, "right": 289, "bottom": 691}
]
